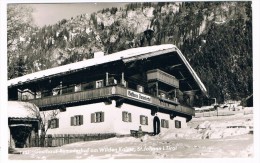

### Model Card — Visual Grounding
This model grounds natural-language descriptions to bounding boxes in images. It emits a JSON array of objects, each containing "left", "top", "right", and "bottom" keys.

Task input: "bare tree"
[{"left": 24, "top": 103, "right": 59, "bottom": 147}]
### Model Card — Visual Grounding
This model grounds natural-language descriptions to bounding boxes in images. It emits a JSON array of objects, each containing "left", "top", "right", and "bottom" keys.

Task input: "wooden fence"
[
  {"left": 194, "top": 109, "right": 253, "bottom": 118},
  {"left": 28, "top": 133, "right": 116, "bottom": 147}
]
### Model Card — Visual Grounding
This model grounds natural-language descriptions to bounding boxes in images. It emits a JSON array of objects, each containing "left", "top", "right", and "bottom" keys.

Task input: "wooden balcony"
[
  {"left": 29, "top": 87, "right": 113, "bottom": 108},
  {"left": 147, "top": 69, "right": 179, "bottom": 88},
  {"left": 28, "top": 86, "right": 194, "bottom": 116}
]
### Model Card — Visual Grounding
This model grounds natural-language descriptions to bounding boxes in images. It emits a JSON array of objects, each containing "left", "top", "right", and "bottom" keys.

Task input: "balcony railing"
[
  {"left": 147, "top": 69, "right": 179, "bottom": 88},
  {"left": 28, "top": 86, "right": 194, "bottom": 116},
  {"left": 29, "top": 87, "right": 113, "bottom": 108},
  {"left": 114, "top": 86, "right": 193, "bottom": 115}
]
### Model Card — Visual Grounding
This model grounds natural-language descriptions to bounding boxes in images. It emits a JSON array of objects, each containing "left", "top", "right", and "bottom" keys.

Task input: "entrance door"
[
  {"left": 9, "top": 125, "right": 32, "bottom": 148},
  {"left": 153, "top": 116, "right": 160, "bottom": 135}
]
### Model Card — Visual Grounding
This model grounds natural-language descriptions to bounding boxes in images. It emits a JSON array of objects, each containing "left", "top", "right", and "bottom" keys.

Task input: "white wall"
[
  {"left": 113, "top": 102, "right": 187, "bottom": 135},
  {"left": 46, "top": 101, "right": 116, "bottom": 135},
  {"left": 45, "top": 100, "right": 187, "bottom": 135}
]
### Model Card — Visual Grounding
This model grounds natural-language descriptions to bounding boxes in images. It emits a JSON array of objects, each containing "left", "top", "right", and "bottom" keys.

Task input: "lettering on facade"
[{"left": 127, "top": 90, "right": 152, "bottom": 103}]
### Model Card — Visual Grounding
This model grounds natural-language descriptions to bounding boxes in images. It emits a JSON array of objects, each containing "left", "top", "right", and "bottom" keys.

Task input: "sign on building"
[{"left": 127, "top": 90, "right": 152, "bottom": 103}]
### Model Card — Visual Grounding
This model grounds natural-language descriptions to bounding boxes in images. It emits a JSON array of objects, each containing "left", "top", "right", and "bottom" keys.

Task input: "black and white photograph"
[{"left": 2, "top": 0, "right": 259, "bottom": 161}]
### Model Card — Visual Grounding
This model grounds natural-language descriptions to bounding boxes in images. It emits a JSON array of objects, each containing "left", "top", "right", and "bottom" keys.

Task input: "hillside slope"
[{"left": 7, "top": 2, "right": 252, "bottom": 103}]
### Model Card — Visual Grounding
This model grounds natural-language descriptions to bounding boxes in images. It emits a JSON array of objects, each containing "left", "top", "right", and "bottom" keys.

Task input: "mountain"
[{"left": 7, "top": 2, "right": 252, "bottom": 103}]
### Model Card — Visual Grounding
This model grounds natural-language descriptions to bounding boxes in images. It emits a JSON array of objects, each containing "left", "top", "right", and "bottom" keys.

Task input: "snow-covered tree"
[{"left": 7, "top": 4, "right": 35, "bottom": 79}]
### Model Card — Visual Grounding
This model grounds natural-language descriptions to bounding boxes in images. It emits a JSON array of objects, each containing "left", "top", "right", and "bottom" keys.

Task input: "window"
[
  {"left": 160, "top": 93, "right": 166, "bottom": 99},
  {"left": 91, "top": 112, "right": 104, "bottom": 123},
  {"left": 140, "top": 115, "right": 148, "bottom": 125},
  {"left": 175, "top": 120, "right": 181, "bottom": 128},
  {"left": 75, "top": 84, "right": 82, "bottom": 92},
  {"left": 71, "top": 115, "right": 83, "bottom": 126},
  {"left": 22, "top": 94, "right": 28, "bottom": 100},
  {"left": 48, "top": 118, "right": 59, "bottom": 129},
  {"left": 137, "top": 85, "right": 144, "bottom": 92},
  {"left": 52, "top": 88, "right": 60, "bottom": 96},
  {"left": 21, "top": 89, "right": 35, "bottom": 100},
  {"left": 96, "top": 80, "right": 104, "bottom": 88},
  {"left": 121, "top": 80, "right": 127, "bottom": 87},
  {"left": 122, "top": 111, "right": 132, "bottom": 122},
  {"left": 108, "top": 77, "right": 117, "bottom": 85},
  {"left": 161, "top": 119, "right": 169, "bottom": 128},
  {"left": 36, "top": 91, "right": 42, "bottom": 99}
]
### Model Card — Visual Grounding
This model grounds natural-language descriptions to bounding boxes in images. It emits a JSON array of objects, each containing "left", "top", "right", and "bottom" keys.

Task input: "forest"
[{"left": 7, "top": 2, "right": 252, "bottom": 103}]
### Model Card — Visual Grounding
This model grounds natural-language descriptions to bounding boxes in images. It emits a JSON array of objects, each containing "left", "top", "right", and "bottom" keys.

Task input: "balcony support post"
[
  {"left": 121, "top": 72, "right": 124, "bottom": 84},
  {"left": 60, "top": 81, "right": 62, "bottom": 95},
  {"left": 156, "top": 82, "right": 158, "bottom": 97},
  {"left": 18, "top": 89, "right": 22, "bottom": 101},
  {"left": 106, "top": 72, "right": 109, "bottom": 86}
]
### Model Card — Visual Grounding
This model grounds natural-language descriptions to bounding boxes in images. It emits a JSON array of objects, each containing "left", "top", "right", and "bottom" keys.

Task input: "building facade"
[{"left": 8, "top": 44, "right": 208, "bottom": 141}]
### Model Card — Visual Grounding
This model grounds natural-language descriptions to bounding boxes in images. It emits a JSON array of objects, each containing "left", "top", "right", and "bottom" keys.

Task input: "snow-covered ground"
[{"left": 9, "top": 112, "right": 253, "bottom": 159}]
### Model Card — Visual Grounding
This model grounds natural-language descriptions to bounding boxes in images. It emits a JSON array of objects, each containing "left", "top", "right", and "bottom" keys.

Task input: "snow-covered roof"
[
  {"left": 8, "top": 44, "right": 174, "bottom": 86},
  {"left": 8, "top": 101, "right": 39, "bottom": 119},
  {"left": 175, "top": 48, "right": 207, "bottom": 96},
  {"left": 8, "top": 44, "right": 207, "bottom": 96}
]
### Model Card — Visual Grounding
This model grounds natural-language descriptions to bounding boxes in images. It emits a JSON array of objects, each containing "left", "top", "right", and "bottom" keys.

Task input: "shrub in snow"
[
  {"left": 142, "top": 134, "right": 157, "bottom": 142},
  {"left": 196, "top": 121, "right": 211, "bottom": 129}
]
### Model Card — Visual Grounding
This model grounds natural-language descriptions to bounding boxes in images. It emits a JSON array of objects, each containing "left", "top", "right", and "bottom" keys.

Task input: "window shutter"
[
  {"left": 161, "top": 119, "right": 163, "bottom": 127},
  {"left": 129, "top": 113, "right": 132, "bottom": 122},
  {"left": 71, "top": 117, "right": 74, "bottom": 126},
  {"left": 56, "top": 119, "right": 59, "bottom": 128},
  {"left": 179, "top": 121, "right": 181, "bottom": 128},
  {"left": 166, "top": 120, "right": 169, "bottom": 128},
  {"left": 80, "top": 115, "right": 83, "bottom": 125},
  {"left": 145, "top": 117, "right": 148, "bottom": 125},
  {"left": 91, "top": 113, "right": 95, "bottom": 123},
  {"left": 75, "top": 116, "right": 78, "bottom": 125},
  {"left": 140, "top": 115, "right": 143, "bottom": 125},
  {"left": 48, "top": 120, "right": 51, "bottom": 128},
  {"left": 101, "top": 112, "right": 104, "bottom": 122},
  {"left": 122, "top": 112, "right": 125, "bottom": 122}
]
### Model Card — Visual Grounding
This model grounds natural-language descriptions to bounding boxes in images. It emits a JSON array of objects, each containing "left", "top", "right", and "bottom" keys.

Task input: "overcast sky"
[{"left": 29, "top": 3, "right": 128, "bottom": 27}]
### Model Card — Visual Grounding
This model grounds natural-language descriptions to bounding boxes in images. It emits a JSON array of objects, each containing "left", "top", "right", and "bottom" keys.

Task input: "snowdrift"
[{"left": 159, "top": 114, "right": 253, "bottom": 140}]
